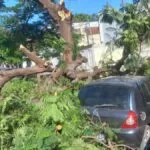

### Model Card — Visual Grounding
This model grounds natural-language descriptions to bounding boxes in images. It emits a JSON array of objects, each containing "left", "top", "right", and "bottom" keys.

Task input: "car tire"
[{"left": 140, "top": 125, "right": 150, "bottom": 150}]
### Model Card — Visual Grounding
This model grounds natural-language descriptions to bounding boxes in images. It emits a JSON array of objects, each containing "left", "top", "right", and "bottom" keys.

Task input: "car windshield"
[{"left": 79, "top": 85, "right": 131, "bottom": 110}]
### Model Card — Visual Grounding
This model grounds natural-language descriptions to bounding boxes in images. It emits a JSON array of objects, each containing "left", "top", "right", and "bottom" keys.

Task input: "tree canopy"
[
  {"left": 100, "top": 1, "right": 150, "bottom": 74},
  {"left": 73, "top": 13, "right": 99, "bottom": 22},
  {"left": 0, "top": 0, "right": 61, "bottom": 65}
]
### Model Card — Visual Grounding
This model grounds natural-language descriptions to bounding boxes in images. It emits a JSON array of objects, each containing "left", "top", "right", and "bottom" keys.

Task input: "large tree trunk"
[{"left": 59, "top": 20, "right": 73, "bottom": 63}]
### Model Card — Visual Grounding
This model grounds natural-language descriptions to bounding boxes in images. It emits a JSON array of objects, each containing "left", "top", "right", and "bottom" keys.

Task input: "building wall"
[
  {"left": 73, "top": 21, "right": 123, "bottom": 70},
  {"left": 73, "top": 22, "right": 101, "bottom": 70}
]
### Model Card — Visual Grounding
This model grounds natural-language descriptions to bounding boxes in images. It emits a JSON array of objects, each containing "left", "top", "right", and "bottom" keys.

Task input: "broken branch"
[{"left": 20, "top": 44, "right": 46, "bottom": 67}]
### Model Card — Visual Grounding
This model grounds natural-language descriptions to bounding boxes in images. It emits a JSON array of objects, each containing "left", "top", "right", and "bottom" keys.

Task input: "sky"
[
  {"left": 65, "top": 0, "right": 133, "bottom": 14},
  {"left": 4, "top": 0, "right": 133, "bottom": 14}
]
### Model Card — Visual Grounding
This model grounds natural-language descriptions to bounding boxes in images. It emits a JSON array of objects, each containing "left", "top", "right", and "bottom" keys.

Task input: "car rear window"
[{"left": 79, "top": 85, "right": 131, "bottom": 110}]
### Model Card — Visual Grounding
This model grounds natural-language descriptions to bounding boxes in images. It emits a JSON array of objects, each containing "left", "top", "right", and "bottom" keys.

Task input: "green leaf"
[
  {"left": 63, "top": 139, "right": 99, "bottom": 150},
  {"left": 41, "top": 104, "right": 64, "bottom": 123}
]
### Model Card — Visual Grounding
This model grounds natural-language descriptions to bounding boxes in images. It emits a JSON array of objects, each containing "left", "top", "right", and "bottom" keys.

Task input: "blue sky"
[
  {"left": 5, "top": 0, "right": 133, "bottom": 14},
  {"left": 65, "top": 0, "right": 133, "bottom": 14}
]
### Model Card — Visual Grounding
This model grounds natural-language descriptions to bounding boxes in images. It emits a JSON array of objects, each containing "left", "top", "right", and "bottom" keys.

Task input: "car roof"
[{"left": 87, "top": 76, "right": 149, "bottom": 87}]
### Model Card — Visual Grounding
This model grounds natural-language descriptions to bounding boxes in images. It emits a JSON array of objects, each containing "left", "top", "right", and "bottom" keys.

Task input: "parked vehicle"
[{"left": 79, "top": 76, "right": 150, "bottom": 149}]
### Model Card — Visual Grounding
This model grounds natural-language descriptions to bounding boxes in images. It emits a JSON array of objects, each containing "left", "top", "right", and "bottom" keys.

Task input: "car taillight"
[{"left": 121, "top": 111, "right": 138, "bottom": 129}]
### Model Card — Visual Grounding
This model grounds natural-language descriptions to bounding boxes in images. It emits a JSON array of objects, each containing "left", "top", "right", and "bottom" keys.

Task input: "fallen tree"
[{"left": 0, "top": 0, "right": 103, "bottom": 89}]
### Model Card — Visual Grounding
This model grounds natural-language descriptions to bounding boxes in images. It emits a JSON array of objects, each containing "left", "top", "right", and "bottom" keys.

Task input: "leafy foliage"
[
  {"left": 0, "top": 78, "right": 125, "bottom": 150},
  {"left": 138, "top": 58, "right": 150, "bottom": 76},
  {"left": 72, "top": 32, "right": 82, "bottom": 59},
  {"left": 0, "top": 94, "right": 37, "bottom": 149},
  {"left": 38, "top": 33, "right": 65, "bottom": 58},
  {"left": 0, "top": 28, "right": 23, "bottom": 65},
  {"left": 100, "top": 2, "right": 150, "bottom": 74},
  {"left": 0, "top": 0, "right": 62, "bottom": 65},
  {"left": 73, "top": 13, "right": 99, "bottom": 22}
]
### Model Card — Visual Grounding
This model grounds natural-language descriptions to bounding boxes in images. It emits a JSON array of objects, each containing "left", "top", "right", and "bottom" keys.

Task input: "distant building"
[
  {"left": 73, "top": 22, "right": 99, "bottom": 46},
  {"left": 73, "top": 21, "right": 123, "bottom": 70},
  {"left": 73, "top": 21, "right": 100, "bottom": 70}
]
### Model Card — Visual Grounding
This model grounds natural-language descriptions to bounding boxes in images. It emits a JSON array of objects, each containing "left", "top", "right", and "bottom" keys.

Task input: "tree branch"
[
  {"left": 0, "top": 44, "right": 54, "bottom": 90},
  {"left": 38, "top": 0, "right": 60, "bottom": 21},
  {"left": 19, "top": 44, "right": 46, "bottom": 67},
  {"left": 50, "top": 67, "right": 64, "bottom": 84},
  {"left": 0, "top": 66, "right": 52, "bottom": 78},
  {"left": 67, "top": 55, "right": 87, "bottom": 71},
  {"left": 67, "top": 67, "right": 104, "bottom": 80},
  {"left": 0, "top": 66, "right": 53, "bottom": 89},
  {"left": 81, "top": 136, "right": 135, "bottom": 150}
]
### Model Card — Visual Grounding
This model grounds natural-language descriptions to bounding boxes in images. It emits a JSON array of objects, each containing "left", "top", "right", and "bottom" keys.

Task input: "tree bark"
[
  {"left": 67, "top": 67, "right": 104, "bottom": 80},
  {"left": 0, "top": 67, "right": 52, "bottom": 88},
  {"left": 59, "top": 20, "right": 73, "bottom": 63},
  {"left": 20, "top": 45, "right": 46, "bottom": 67},
  {"left": 38, "top": 0, "right": 60, "bottom": 21}
]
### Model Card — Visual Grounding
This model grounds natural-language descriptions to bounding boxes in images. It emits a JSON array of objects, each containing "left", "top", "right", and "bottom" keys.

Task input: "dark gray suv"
[{"left": 79, "top": 76, "right": 150, "bottom": 149}]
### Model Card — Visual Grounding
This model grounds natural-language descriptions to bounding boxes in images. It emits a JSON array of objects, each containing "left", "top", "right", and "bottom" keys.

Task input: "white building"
[
  {"left": 73, "top": 21, "right": 123, "bottom": 71},
  {"left": 73, "top": 21, "right": 100, "bottom": 70}
]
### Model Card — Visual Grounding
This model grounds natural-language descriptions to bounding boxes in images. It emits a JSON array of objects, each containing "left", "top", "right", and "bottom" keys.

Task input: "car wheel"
[{"left": 140, "top": 125, "right": 150, "bottom": 150}]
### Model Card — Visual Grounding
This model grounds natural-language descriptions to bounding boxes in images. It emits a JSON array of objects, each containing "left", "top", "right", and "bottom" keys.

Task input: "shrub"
[{"left": 0, "top": 78, "right": 127, "bottom": 150}]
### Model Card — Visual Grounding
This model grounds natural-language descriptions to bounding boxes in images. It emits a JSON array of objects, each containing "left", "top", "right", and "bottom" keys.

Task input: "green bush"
[
  {"left": 0, "top": 78, "right": 125, "bottom": 150},
  {"left": 138, "top": 58, "right": 150, "bottom": 76}
]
